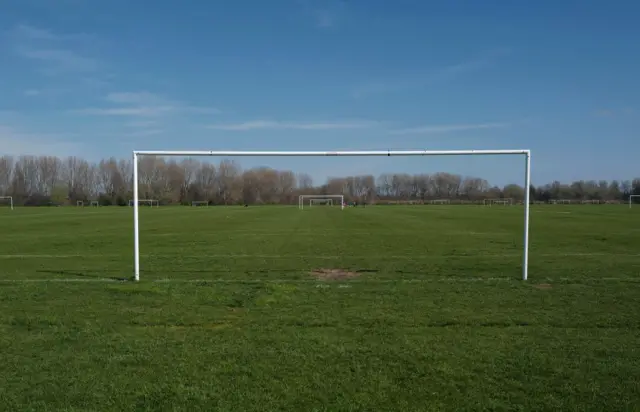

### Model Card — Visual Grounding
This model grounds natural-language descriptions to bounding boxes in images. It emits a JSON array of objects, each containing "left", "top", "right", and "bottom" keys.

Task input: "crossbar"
[
  {"left": 134, "top": 149, "right": 529, "bottom": 156},
  {"left": 133, "top": 149, "right": 532, "bottom": 281}
]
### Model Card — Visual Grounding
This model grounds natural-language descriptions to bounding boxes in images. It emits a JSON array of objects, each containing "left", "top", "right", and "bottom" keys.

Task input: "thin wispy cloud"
[
  {"left": 72, "top": 91, "right": 221, "bottom": 117},
  {"left": 126, "top": 120, "right": 158, "bottom": 128},
  {"left": 13, "top": 24, "right": 58, "bottom": 40},
  {"left": 23, "top": 89, "right": 41, "bottom": 97},
  {"left": 207, "top": 120, "right": 376, "bottom": 131},
  {"left": 298, "top": 0, "right": 346, "bottom": 29},
  {"left": 125, "top": 129, "right": 164, "bottom": 137},
  {"left": 390, "top": 122, "right": 508, "bottom": 135},
  {"left": 73, "top": 107, "right": 172, "bottom": 117},
  {"left": 12, "top": 24, "right": 99, "bottom": 76},
  {"left": 12, "top": 24, "right": 91, "bottom": 42},
  {"left": 18, "top": 48, "right": 98, "bottom": 75},
  {"left": 352, "top": 48, "right": 510, "bottom": 99},
  {"left": 315, "top": 10, "right": 335, "bottom": 28},
  {"left": 0, "top": 125, "right": 83, "bottom": 157}
]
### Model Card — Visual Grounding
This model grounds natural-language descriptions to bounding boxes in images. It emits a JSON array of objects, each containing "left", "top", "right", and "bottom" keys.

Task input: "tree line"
[{"left": 0, "top": 155, "right": 638, "bottom": 206}]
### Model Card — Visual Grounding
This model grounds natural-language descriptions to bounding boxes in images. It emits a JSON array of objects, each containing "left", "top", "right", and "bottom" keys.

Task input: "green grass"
[{"left": 1, "top": 205, "right": 639, "bottom": 411}]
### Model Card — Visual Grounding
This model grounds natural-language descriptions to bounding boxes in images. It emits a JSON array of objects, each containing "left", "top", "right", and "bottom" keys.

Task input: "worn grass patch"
[{"left": 311, "top": 267, "right": 360, "bottom": 280}]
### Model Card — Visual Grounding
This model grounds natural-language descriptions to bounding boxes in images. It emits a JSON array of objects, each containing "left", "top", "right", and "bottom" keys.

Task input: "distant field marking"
[
  {"left": 0, "top": 230, "right": 516, "bottom": 238},
  {"left": 0, "top": 276, "right": 638, "bottom": 284},
  {"left": 3, "top": 228, "right": 638, "bottom": 239},
  {"left": 1, "top": 252, "right": 640, "bottom": 259}
]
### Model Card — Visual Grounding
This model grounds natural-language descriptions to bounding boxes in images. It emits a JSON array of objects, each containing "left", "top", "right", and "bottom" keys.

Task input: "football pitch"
[{"left": 1, "top": 205, "right": 639, "bottom": 410}]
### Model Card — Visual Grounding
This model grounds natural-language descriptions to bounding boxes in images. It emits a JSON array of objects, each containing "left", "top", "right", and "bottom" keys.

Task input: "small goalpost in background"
[
  {"left": 132, "top": 149, "right": 532, "bottom": 282},
  {"left": 0, "top": 196, "right": 13, "bottom": 210},
  {"left": 191, "top": 201, "right": 209, "bottom": 207},
  {"left": 630, "top": 195, "right": 640, "bottom": 208},
  {"left": 484, "top": 198, "right": 513, "bottom": 206},
  {"left": 299, "top": 194, "right": 344, "bottom": 210},
  {"left": 129, "top": 199, "right": 159, "bottom": 207}
]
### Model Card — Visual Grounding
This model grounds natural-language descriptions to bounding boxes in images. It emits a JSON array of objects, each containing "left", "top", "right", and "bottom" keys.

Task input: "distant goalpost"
[
  {"left": 0, "top": 196, "right": 13, "bottom": 210},
  {"left": 630, "top": 195, "right": 640, "bottom": 208},
  {"left": 484, "top": 198, "right": 513, "bottom": 206},
  {"left": 299, "top": 194, "right": 344, "bottom": 210},
  {"left": 132, "top": 149, "right": 532, "bottom": 282},
  {"left": 191, "top": 201, "right": 209, "bottom": 207},
  {"left": 129, "top": 199, "right": 159, "bottom": 207}
]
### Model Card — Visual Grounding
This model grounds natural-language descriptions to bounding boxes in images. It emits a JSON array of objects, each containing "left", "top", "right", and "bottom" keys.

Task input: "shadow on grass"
[{"left": 36, "top": 269, "right": 129, "bottom": 282}]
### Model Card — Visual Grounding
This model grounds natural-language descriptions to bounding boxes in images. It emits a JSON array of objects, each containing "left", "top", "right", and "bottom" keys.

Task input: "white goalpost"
[
  {"left": 129, "top": 199, "right": 159, "bottom": 207},
  {"left": 484, "top": 198, "right": 513, "bottom": 206},
  {"left": 90, "top": 200, "right": 100, "bottom": 207},
  {"left": 629, "top": 195, "right": 640, "bottom": 208},
  {"left": 0, "top": 196, "right": 13, "bottom": 210},
  {"left": 132, "top": 149, "right": 532, "bottom": 282},
  {"left": 299, "top": 194, "right": 344, "bottom": 210},
  {"left": 191, "top": 201, "right": 209, "bottom": 207}
]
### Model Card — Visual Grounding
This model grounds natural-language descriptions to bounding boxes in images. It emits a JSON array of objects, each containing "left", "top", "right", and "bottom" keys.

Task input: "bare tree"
[{"left": 0, "top": 155, "right": 14, "bottom": 195}]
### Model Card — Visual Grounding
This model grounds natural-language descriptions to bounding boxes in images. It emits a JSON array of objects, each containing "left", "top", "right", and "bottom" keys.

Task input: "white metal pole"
[
  {"left": 133, "top": 153, "right": 140, "bottom": 281},
  {"left": 522, "top": 151, "right": 531, "bottom": 281}
]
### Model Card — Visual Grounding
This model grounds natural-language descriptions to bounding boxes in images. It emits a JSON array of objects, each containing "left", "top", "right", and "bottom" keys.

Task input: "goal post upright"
[
  {"left": 132, "top": 149, "right": 532, "bottom": 282},
  {"left": 133, "top": 152, "right": 140, "bottom": 281},
  {"left": 523, "top": 149, "right": 531, "bottom": 282}
]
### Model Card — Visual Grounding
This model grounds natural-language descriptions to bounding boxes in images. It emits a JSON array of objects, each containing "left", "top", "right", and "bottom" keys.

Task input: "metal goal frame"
[
  {"left": 299, "top": 194, "right": 344, "bottom": 210},
  {"left": 0, "top": 196, "right": 13, "bottom": 210},
  {"left": 132, "top": 149, "right": 532, "bottom": 281}
]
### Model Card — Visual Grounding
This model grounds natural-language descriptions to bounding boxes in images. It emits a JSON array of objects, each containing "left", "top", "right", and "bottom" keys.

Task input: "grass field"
[{"left": 1, "top": 204, "right": 639, "bottom": 411}]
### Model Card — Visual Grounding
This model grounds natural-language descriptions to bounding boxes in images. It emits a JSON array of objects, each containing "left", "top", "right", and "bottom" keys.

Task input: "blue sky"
[{"left": 0, "top": 0, "right": 638, "bottom": 187}]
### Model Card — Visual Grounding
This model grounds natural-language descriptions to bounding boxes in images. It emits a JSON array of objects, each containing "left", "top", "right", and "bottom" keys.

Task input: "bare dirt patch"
[
  {"left": 311, "top": 268, "right": 360, "bottom": 281},
  {"left": 534, "top": 283, "right": 552, "bottom": 290}
]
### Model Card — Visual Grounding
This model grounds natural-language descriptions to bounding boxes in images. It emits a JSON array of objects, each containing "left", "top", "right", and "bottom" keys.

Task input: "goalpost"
[
  {"left": 132, "top": 149, "right": 532, "bottom": 281},
  {"left": 129, "top": 199, "right": 159, "bottom": 207},
  {"left": 191, "top": 201, "right": 209, "bottom": 207},
  {"left": 484, "top": 198, "right": 513, "bottom": 206},
  {"left": 90, "top": 200, "right": 100, "bottom": 207},
  {"left": 76, "top": 200, "right": 84, "bottom": 207},
  {"left": 0, "top": 196, "right": 13, "bottom": 210},
  {"left": 630, "top": 195, "right": 640, "bottom": 208},
  {"left": 299, "top": 194, "right": 344, "bottom": 210}
]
